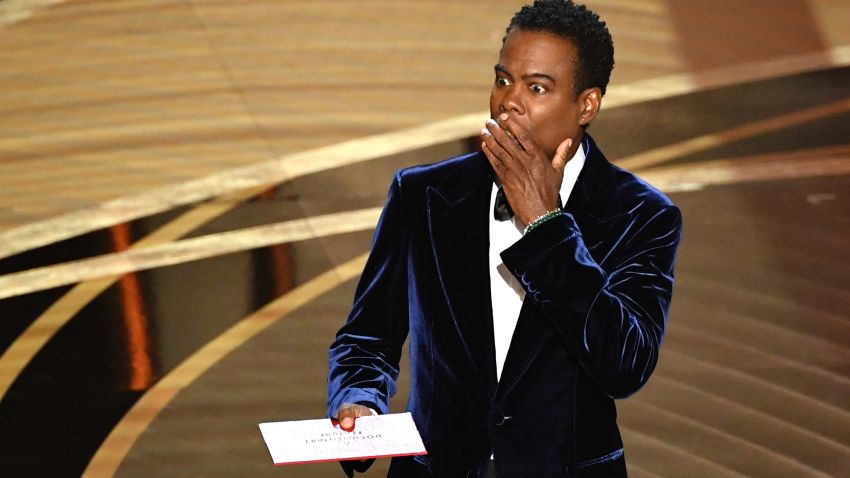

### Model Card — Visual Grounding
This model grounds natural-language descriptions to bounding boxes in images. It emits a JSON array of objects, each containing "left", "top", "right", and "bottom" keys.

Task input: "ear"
[{"left": 577, "top": 87, "right": 602, "bottom": 126}]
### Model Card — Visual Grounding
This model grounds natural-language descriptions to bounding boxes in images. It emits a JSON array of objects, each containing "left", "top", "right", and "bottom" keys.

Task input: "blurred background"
[{"left": 0, "top": 1, "right": 848, "bottom": 476}]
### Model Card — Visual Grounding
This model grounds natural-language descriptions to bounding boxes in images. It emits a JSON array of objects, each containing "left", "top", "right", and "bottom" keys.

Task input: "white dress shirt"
[{"left": 488, "top": 143, "right": 586, "bottom": 382}]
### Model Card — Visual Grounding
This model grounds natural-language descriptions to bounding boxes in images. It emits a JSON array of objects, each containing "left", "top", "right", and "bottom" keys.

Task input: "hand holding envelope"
[
  {"left": 258, "top": 412, "right": 427, "bottom": 466},
  {"left": 335, "top": 402, "right": 375, "bottom": 432}
]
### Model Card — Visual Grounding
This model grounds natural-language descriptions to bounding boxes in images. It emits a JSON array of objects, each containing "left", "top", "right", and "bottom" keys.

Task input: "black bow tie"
[{"left": 494, "top": 186, "right": 513, "bottom": 221}]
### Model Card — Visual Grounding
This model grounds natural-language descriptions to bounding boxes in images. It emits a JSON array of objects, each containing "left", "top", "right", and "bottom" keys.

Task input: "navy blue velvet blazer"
[{"left": 328, "top": 135, "right": 682, "bottom": 478}]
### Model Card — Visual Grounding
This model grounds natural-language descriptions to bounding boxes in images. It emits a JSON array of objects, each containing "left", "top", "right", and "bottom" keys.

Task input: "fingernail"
[
  {"left": 481, "top": 127, "right": 491, "bottom": 136},
  {"left": 342, "top": 417, "right": 353, "bottom": 430},
  {"left": 499, "top": 113, "right": 509, "bottom": 121},
  {"left": 486, "top": 118, "right": 499, "bottom": 128}
]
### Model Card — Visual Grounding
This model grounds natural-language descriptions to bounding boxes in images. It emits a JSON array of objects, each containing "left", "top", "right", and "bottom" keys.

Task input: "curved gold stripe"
[
  {"left": 3, "top": 146, "right": 849, "bottom": 301},
  {"left": 0, "top": 41, "right": 844, "bottom": 474},
  {"left": 603, "top": 45, "right": 850, "bottom": 108},
  {"left": 0, "top": 207, "right": 382, "bottom": 300},
  {"left": 70, "top": 144, "right": 850, "bottom": 474},
  {"left": 3, "top": 45, "right": 848, "bottom": 259},
  {"left": 0, "top": 6, "right": 840, "bottom": 474},
  {"left": 0, "top": 186, "right": 265, "bottom": 400},
  {"left": 0, "top": 112, "right": 483, "bottom": 260},
  {"left": 617, "top": 97, "right": 850, "bottom": 171},
  {"left": 81, "top": 253, "right": 368, "bottom": 477},
  {"left": 2, "top": 120, "right": 846, "bottom": 418},
  {"left": 0, "top": 277, "right": 117, "bottom": 399},
  {"left": 639, "top": 145, "right": 850, "bottom": 192}
]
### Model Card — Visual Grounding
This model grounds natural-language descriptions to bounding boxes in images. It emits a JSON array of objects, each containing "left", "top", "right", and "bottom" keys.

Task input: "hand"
[
  {"left": 334, "top": 404, "right": 374, "bottom": 465},
  {"left": 481, "top": 113, "right": 573, "bottom": 226},
  {"left": 334, "top": 403, "right": 373, "bottom": 432}
]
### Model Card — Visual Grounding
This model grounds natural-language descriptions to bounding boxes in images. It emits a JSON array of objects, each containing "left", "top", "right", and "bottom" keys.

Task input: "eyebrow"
[{"left": 494, "top": 64, "right": 556, "bottom": 83}]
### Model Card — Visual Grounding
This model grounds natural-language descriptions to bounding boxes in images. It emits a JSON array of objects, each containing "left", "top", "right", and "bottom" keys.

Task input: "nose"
[{"left": 499, "top": 85, "right": 524, "bottom": 115}]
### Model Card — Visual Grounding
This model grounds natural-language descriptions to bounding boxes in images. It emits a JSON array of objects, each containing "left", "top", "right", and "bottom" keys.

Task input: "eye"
[
  {"left": 495, "top": 77, "right": 511, "bottom": 87},
  {"left": 530, "top": 84, "right": 547, "bottom": 94}
]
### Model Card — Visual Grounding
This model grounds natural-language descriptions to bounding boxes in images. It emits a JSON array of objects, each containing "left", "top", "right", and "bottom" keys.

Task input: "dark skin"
[
  {"left": 334, "top": 28, "right": 603, "bottom": 433},
  {"left": 483, "top": 28, "right": 601, "bottom": 226}
]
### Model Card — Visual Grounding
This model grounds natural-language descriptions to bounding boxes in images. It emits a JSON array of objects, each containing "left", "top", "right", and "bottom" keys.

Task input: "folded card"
[{"left": 259, "top": 412, "right": 427, "bottom": 465}]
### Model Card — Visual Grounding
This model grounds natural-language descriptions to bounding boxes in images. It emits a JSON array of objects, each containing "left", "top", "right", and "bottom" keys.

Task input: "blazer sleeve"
[
  {"left": 327, "top": 173, "right": 410, "bottom": 418},
  {"left": 500, "top": 205, "right": 682, "bottom": 398}
]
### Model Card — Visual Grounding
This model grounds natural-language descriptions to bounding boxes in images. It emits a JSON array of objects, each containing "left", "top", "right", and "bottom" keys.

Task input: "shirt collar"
[{"left": 559, "top": 141, "right": 586, "bottom": 204}]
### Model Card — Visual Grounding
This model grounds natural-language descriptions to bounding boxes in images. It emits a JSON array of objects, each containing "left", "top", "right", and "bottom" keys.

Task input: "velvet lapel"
[
  {"left": 496, "top": 135, "right": 632, "bottom": 400},
  {"left": 426, "top": 152, "right": 498, "bottom": 399},
  {"left": 566, "top": 135, "right": 633, "bottom": 266}
]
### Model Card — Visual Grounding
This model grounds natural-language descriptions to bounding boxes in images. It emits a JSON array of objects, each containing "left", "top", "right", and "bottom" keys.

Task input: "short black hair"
[{"left": 505, "top": 0, "right": 614, "bottom": 97}]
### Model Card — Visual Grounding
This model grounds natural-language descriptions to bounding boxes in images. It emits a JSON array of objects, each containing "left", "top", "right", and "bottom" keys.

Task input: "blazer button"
[{"left": 494, "top": 414, "right": 512, "bottom": 426}]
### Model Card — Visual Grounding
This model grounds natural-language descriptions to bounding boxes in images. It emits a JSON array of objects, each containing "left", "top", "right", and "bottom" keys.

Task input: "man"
[{"left": 328, "top": 1, "right": 682, "bottom": 476}]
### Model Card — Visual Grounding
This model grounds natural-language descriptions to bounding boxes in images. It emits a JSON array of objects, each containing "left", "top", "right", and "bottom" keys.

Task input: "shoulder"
[
  {"left": 396, "top": 151, "right": 486, "bottom": 187},
  {"left": 611, "top": 165, "right": 682, "bottom": 236},
  {"left": 610, "top": 163, "right": 677, "bottom": 213},
  {"left": 393, "top": 151, "right": 491, "bottom": 200},
  {"left": 581, "top": 136, "right": 679, "bottom": 225}
]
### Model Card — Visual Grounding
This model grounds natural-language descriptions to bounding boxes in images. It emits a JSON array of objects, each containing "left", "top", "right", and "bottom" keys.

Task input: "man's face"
[{"left": 489, "top": 28, "right": 587, "bottom": 160}]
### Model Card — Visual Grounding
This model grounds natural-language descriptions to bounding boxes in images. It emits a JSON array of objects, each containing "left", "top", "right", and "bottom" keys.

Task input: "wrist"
[{"left": 522, "top": 208, "right": 563, "bottom": 235}]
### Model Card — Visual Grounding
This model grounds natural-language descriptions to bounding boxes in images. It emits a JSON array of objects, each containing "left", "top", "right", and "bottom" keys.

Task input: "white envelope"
[{"left": 259, "top": 412, "right": 427, "bottom": 465}]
